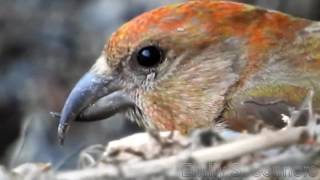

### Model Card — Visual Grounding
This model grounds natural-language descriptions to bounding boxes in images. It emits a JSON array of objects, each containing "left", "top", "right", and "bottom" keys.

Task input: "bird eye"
[{"left": 136, "top": 46, "right": 163, "bottom": 67}]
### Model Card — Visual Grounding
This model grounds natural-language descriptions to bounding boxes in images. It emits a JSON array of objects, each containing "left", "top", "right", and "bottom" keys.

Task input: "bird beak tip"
[
  {"left": 58, "top": 124, "right": 69, "bottom": 145},
  {"left": 55, "top": 71, "right": 131, "bottom": 145}
]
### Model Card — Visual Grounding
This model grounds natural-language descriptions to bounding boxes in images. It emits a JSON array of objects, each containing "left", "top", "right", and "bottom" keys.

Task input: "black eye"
[{"left": 136, "top": 46, "right": 163, "bottom": 67}]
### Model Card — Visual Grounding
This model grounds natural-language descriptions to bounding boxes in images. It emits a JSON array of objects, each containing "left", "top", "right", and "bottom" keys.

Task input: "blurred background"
[{"left": 0, "top": 0, "right": 320, "bottom": 170}]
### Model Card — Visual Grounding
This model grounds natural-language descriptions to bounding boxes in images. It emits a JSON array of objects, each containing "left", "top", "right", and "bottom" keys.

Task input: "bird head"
[{"left": 57, "top": 1, "right": 309, "bottom": 143}]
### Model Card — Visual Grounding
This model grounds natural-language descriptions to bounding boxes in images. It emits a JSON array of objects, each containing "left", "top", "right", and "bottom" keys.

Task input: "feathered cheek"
[
  {"left": 143, "top": 104, "right": 176, "bottom": 131},
  {"left": 142, "top": 99, "right": 195, "bottom": 134}
]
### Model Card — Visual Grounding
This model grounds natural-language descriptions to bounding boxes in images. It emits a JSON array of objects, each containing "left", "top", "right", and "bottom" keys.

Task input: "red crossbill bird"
[{"left": 57, "top": 0, "right": 320, "bottom": 143}]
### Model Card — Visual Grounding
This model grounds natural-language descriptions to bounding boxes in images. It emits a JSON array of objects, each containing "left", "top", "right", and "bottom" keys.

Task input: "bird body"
[{"left": 57, "top": 1, "right": 320, "bottom": 142}]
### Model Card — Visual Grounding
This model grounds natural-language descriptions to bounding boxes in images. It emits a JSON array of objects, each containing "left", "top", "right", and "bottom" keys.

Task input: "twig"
[
  {"left": 290, "top": 89, "right": 314, "bottom": 127},
  {"left": 220, "top": 147, "right": 320, "bottom": 179},
  {"left": 9, "top": 117, "right": 32, "bottom": 168},
  {"left": 56, "top": 126, "right": 312, "bottom": 180},
  {"left": 54, "top": 144, "right": 87, "bottom": 171}
]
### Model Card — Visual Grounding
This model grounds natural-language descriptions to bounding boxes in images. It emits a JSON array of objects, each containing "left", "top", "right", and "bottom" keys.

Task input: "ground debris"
[
  {"left": 3, "top": 91, "right": 320, "bottom": 180},
  {"left": 1, "top": 124, "right": 320, "bottom": 180}
]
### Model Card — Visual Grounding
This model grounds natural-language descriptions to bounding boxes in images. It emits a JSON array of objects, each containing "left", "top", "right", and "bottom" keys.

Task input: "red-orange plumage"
[
  {"left": 58, "top": 1, "right": 320, "bottom": 140},
  {"left": 106, "top": 1, "right": 309, "bottom": 81},
  {"left": 102, "top": 1, "right": 317, "bottom": 132}
]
